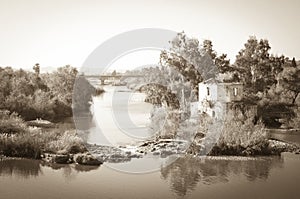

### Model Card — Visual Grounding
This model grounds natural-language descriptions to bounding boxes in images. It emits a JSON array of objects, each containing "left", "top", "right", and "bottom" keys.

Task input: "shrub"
[
  {"left": 0, "top": 110, "right": 27, "bottom": 134},
  {"left": 217, "top": 109, "right": 267, "bottom": 149},
  {"left": 45, "top": 130, "right": 86, "bottom": 153},
  {"left": 0, "top": 133, "right": 42, "bottom": 159},
  {"left": 289, "top": 107, "right": 300, "bottom": 129},
  {"left": 189, "top": 109, "right": 269, "bottom": 156}
]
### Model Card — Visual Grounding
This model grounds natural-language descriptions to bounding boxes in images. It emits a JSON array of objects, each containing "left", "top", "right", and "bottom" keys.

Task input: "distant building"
[{"left": 198, "top": 78, "right": 245, "bottom": 119}]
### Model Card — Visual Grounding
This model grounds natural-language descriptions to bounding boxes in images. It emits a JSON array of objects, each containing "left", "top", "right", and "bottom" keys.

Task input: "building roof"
[{"left": 201, "top": 77, "right": 243, "bottom": 85}]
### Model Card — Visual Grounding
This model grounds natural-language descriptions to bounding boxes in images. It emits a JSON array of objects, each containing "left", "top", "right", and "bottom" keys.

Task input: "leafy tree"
[
  {"left": 44, "top": 65, "right": 78, "bottom": 106},
  {"left": 235, "top": 36, "right": 274, "bottom": 92},
  {"left": 33, "top": 63, "right": 40, "bottom": 76},
  {"left": 276, "top": 65, "right": 300, "bottom": 105},
  {"left": 0, "top": 65, "right": 80, "bottom": 121}
]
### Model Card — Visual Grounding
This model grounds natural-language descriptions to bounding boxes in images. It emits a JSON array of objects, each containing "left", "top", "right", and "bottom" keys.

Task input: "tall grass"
[
  {"left": 189, "top": 108, "right": 270, "bottom": 156},
  {"left": 45, "top": 130, "right": 86, "bottom": 153},
  {"left": 288, "top": 107, "right": 300, "bottom": 129},
  {"left": 0, "top": 110, "right": 27, "bottom": 134},
  {"left": 0, "top": 110, "right": 86, "bottom": 159},
  {"left": 0, "top": 133, "right": 41, "bottom": 159},
  {"left": 217, "top": 110, "right": 267, "bottom": 149}
]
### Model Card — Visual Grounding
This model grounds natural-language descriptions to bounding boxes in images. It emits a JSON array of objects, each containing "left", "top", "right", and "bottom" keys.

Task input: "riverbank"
[
  {"left": 1, "top": 110, "right": 300, "bottom": 167},
  {"left": 1, "top": 137, "right": 299, "bottom": 167}
]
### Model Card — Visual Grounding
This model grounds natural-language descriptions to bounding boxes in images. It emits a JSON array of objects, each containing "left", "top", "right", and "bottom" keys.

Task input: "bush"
[
  {"left": 288, "top": 107, "right": 300, "bottom": 129},
  {"left": 0, "top": 110, "right": 27, "bottom": 134},
  {"left": 45, "top": 130, "right": 86, "bottom": 153},
  {"left": 189, "top": 109, "right": 269, "bottom": 156},
  {"left": 217, "top": 110, "right": 267, "bottom": 149},
  {"left": 0, "top": 133, "right": 41, "bottom": 159},
  {"left": 0, "top": 65, "right": 79, "bottom": 122},
  {"left": 0, "top": 110, "right": 86, "bottom": 158}
]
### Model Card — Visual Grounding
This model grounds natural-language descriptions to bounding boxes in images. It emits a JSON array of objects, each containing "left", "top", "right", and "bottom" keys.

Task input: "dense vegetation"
[
  {"left": 1, "top": 32, "right": 299, "bottom": 158},
  {"left": 124, "top": 32, "right": 300, "bottom": 155},
  {"left": 0, "top": 64, "right": 77, "bottom": 121},
  {"left": 0, "top": 110, "right": 86, "bottom": 158},
  {"left": 126, "top": 32, "right": 300, "bottom": 129},
  {"left": 0, "top": 65, "right": 97, "bottom": 159}
]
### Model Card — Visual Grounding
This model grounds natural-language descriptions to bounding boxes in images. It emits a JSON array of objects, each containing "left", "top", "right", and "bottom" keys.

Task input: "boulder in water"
[
  {"left": 74, "top": 153, "right": 102, "bottom": 166},
  {"left": 53, "top": 154, "right": 70, "bottom": 164}
]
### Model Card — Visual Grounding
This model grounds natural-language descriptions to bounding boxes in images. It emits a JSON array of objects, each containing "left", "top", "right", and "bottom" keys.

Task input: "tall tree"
[
  {"left": 277, "top": 65, "right": 300, "bottom": 105},
  {"left": 235, "top": 36, "right": 275, "bottom": 92}
]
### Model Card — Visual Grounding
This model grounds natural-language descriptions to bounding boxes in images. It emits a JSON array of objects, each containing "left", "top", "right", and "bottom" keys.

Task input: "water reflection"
[
  {"left": 0, "top": 159, "right": 42, "bottom": 178},
  {"left": 161, "top": 156, "right": 284, "bottom": 197},
  {"left": 0, "top": 159, "right": 100, "bottom": 180},
  {"left": 41, "top": 162, "right": 101, "bottom": 181}
]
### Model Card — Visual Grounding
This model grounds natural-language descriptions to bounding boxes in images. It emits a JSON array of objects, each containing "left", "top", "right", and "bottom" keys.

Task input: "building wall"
[
  {"left": 190, "top": 101, "right": 199, "bottom": 118},
  {"left": 198, "top": 81, "right": 244, "bottom": 118},
  {"left": 225, "top": 84, "right": 243, "bottom": 102},
  {"left": 198, "top": 83, "right": 218, "bottom": 102}
]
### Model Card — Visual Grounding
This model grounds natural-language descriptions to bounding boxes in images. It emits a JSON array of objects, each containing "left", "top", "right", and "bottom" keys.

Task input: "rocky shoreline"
[{"left": 2, "top": 138, "right": 299, "bottom": 167}]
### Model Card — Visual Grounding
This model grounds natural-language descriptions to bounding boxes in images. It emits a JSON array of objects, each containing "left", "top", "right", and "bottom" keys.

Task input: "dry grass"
[
  {"left": 0, "top": 110, "right": 86, "bottom": 158},
  {"left": 217, "top": 110, "right": 267, "bottom": 149},
  {"left": 189, "top": 109, "right": 270, "bottom": 156}
]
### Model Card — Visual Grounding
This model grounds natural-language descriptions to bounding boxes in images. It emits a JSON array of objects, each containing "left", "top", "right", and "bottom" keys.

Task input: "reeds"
[{"left": 0, "top": 110, "right": 86, "bottom": 159}]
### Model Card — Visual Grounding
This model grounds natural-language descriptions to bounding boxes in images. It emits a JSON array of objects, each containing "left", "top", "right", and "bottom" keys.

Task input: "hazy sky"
[{"left": 0, "top": 0, "right": 299, "bottom": 71}]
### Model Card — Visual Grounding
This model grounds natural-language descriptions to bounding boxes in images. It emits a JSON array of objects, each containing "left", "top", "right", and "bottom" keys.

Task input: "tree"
[
  {"left": 215, "top": 53, "right": 232, "bottom": 74},
  {"left": 167, "top": 32, "right": 216, "bottom": 80},
  {"left": 33, "top": 63, "right": 40, "bottom": 76},
  {"left": 235, "top": 36, "right": 274, "bottom": 92},
  {"left": 201, "top": 39, "right": 217, "bottom": 60},
  {"left": 277, "top": 65, "right": 300, "bottom": 105},
  {"left": 44, "top": 65, "right": 78, "bottom": 106}
]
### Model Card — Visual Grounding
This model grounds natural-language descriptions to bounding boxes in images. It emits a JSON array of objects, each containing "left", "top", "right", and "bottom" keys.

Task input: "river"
[
  {"left": 86, "top": 85, "right": 153, "bottom": 146},
  {"left": 1, "top": 153, "right": 300, "bottom": 199},
  {"left": 1, "top": 84, "right": 300, "bottom": 199}
]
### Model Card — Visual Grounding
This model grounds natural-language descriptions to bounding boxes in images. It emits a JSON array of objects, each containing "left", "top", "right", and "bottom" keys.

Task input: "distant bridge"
[{"left": 85, "top": 74, "right": 144, "bottom": 85}]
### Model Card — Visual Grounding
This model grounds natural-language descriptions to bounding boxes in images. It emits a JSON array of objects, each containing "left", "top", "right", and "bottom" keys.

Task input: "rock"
[
  {"left": 66, "top": 144, "right": 87, "bottom": 154},
  {"left": 160, "top": 150, "right": 175, "bottom": 158},
  {"left": 129, "top": 153, "right": 143, "bottom": 158},
  {"left": 53, "top": 154, "right": 70, "bottom": 164},
  {"left": 57, "top": 149, "right": 68, "bottom": 155},
  {"left": 74, "top": 153, "right": 102, "bottom": 166},
  {"left": 27, "top": 119, "right": 55, "bottom": 128}
]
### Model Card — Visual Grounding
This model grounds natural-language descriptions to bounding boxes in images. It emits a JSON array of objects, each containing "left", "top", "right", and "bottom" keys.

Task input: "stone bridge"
[{"left": 86, "top": 74, "right": 143, "bottom": 85}]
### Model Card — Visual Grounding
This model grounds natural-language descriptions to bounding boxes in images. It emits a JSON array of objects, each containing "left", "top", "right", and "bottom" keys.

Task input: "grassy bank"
[
  {"left": 0, "top": 110, "right": 86, "bottom": 159},
  {"left": 188, "top": 109, "right": 299, "bottom": 156}
]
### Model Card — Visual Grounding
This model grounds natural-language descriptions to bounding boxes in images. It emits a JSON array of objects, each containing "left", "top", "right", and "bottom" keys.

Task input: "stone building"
[{"left": 197, "top": 78, "right": 245, "bottom": 119}]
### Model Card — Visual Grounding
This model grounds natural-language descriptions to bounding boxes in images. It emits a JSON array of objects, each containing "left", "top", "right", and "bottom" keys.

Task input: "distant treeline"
[{"left": 0, "top": 65, "right": 97, "bottom": 122}]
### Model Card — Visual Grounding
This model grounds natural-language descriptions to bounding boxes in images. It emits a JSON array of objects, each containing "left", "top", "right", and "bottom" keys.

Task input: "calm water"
[
  {"left": 1, "top": 154, "right": 300, "bottom": 199},
  {"left": 2, "top": 84, "right": 300, "bottom": 199},
  {"left": 86, "top": 85, "right": 153, "bottom": 146}
]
